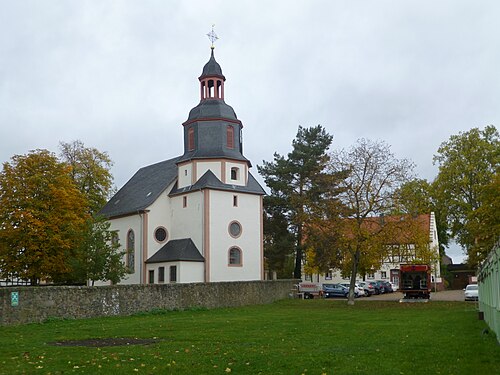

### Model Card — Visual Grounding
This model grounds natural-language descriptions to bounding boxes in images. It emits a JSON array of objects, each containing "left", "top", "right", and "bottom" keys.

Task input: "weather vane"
[{"left": 206, "top": 24, "right": 219, "bottom": 49}]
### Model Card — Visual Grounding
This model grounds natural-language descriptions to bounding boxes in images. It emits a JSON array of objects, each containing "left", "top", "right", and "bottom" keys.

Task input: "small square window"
[{"left": 381, "top": 271, "right": 387, "bottom": 279}]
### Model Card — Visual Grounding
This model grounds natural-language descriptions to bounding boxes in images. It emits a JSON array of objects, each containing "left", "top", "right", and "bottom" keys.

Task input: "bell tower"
[{"left": 177, "top": 32, "right": 250, "bottom": 189}]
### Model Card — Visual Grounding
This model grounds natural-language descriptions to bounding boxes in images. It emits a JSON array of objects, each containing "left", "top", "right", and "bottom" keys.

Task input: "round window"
[
  {"left": 154, "top": 227, "right": 168, "bottom": 243},
  {"left": 229, "top": 221, "right": 242, "bottom": 238}
]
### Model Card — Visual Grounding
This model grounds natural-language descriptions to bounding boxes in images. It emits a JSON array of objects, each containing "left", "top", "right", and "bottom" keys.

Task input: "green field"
[{"left": 0, "top": 299, "right": 498, "bottom": 374}]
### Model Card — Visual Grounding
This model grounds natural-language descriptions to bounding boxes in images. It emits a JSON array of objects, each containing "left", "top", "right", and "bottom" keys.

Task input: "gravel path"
[{"left": 364, "top": 289, "right": 466, "bottom": 302}]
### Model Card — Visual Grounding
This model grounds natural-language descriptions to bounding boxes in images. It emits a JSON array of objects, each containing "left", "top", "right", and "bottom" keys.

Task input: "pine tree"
[{"left": 258, "top": 125, "right": 336, "bottom": 279}]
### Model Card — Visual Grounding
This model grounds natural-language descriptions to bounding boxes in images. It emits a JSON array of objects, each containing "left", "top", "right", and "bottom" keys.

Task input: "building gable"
[{"left": 169, "top": 169, "right": 265, "bottom": 196}]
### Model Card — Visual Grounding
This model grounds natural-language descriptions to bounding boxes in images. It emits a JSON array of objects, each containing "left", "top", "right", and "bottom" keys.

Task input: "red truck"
[{"left": 399, "top": 264, "right": 432, "bottom": 300}]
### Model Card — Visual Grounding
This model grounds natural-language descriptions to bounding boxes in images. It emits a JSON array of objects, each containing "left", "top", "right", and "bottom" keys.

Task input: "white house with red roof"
[{"left": 306, "top": 212, "right": 442, "bottom": 290}]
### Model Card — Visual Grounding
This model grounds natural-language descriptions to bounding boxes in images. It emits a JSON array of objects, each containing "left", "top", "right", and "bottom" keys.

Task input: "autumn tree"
[
  {"left": 393, "top": 178, "right": 449, "bottom": 255},
  {"left": 394, "top": 179, "right": 433, "bottom": 216},
  {"left": 461, "top": 172, "right": 500, "bottom": 266},
  {"left": 326, "top": 139, "right": 415, "bottom": 304},
  {"left": 70, "top": 216, "right": 128, "bottom": 286},
  {"left": 59, "top": 140, "right": 114, "bottom": 215},
  {"left": 258, "top": 125, "right": 337, "bottom": 279},
  {"left": 58, "top": 140, "right": 128, "bottom": 285},
  {"left": 0, "top": 150, "right": 89, "bottom": 284},
  {"left": 432, "top": 125, "right": 499, "bottom": 266}
]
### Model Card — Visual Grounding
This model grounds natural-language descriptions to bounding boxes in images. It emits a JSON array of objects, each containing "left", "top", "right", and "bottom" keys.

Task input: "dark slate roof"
[
  {"left": 178, "top": 144, "right": 250, "bottom": 164},
  {"left": 186, "top": 99, "right": 239, "bottom": 122},
  {"left": 99, "top": 156, "right": 181, "bottom": 218},
  {"left": 200, "top": 49, "right": 225, "bottom": 79},
  {"left": 146, "top": 238, "right": 204, "bottom": 263},
  {"left": 170, "top": 169, "right": 266, "bottom": 196}
]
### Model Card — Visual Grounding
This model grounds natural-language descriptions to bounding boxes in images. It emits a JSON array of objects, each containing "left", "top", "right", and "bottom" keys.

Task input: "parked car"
[
  {"left": 355, "top": 283, "right": 366, "bottom": 297},
  {"left": 464, "top": 284, "right": 479, "bottom": 301},
  {"left": 340, "top": 283, "right": 365, "bottom": 297},
  {"left": 323, "top": 283, "right": 350, "bottom": 298},
  {"left": 369, "top": 280, "right": 385, "bottom": 294},
  {"left": 358, "top": 281, "right": 375, "bottom": 296},
  {"left": 379, "top": 281, "right": 394, "bottom": 293}
]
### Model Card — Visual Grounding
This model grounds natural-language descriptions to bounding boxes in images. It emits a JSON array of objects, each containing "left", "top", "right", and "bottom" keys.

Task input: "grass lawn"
[{"left": 0, "top": 299, "right": 498, "bottom": 374}]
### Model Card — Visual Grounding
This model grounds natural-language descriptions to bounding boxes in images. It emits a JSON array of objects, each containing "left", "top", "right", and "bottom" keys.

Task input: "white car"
[
  {"left": 341, "top": 283, "right": 365, "bottom": 297},
  {"left": 464, "top": 284, "right": 479, "bottom": 301}
]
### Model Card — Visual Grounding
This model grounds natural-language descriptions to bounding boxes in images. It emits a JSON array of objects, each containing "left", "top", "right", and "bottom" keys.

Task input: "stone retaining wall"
[{"left": 0, "top": 280, "right": 297, "bottom": 325}]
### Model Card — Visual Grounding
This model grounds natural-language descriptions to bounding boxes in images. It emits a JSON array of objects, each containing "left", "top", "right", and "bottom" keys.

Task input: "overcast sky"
[{"left": 1, "top": 1, "right": 499, "bottom": 262}]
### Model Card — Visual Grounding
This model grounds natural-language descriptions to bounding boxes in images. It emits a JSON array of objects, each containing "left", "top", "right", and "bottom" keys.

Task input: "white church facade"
[{"left": 99, "top": 47, "right": 265, "bottom": 285}]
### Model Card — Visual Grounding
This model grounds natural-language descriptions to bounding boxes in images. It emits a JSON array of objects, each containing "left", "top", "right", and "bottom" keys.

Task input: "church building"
[{"left": 99, "top": 46, "right": 265, "bottom": 285}]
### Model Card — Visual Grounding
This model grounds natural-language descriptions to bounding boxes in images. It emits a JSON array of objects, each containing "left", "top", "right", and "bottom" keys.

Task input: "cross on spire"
[{"left": 206, "top": 25, "right": 219, "bottom": 49}]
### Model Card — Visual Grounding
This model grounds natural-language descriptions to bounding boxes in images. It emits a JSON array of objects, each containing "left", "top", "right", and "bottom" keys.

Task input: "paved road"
[{"left": 365, "top": 289, "right": 466, "bottom": 301}]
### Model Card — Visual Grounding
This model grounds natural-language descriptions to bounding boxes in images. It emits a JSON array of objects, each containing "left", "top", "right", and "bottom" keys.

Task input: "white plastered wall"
[
  {"left": 196, "top": 161, "right": 221, "bottom": 181},
  {"left": 145, "top": 183, "right": 175, "bottom": 260},
  {"left": 224, "top": 161, "right": 247, "bottom": 186},
  {"left": 170, "top": 191, "right": 204, "bottom": 253},
  {"left": 208, "top": 190, "right": 262, "bottom": 282},
  {"left": 145, "top": 261, "right": 204, "bottom": 284},
  {"left": 177, "top": 163, "right": 193, "bottom": 189}
]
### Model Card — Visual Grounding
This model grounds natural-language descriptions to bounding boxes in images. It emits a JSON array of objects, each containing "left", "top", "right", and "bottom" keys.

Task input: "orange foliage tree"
[{"left": 0, "top": 150, "right": 89, "bottom": 284}]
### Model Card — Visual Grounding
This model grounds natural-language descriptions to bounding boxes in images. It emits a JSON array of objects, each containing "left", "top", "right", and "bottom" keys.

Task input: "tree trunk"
[
  {"left": 293, "top": 244, "right": 302, "bottom": 279},
  {"left": 347, "top": 248, "right": 360, "bottom": 305},
  {"left": 294, "top": 225, "right": 303, "bottom": 279}
]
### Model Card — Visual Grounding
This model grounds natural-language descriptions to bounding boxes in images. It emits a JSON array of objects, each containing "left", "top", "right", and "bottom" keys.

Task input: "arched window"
[
  {"left": 201, "top": 81, "right": 206, "bottom": 99},
  {"left": 216, "top": 80, "right": 223, "bottom": 99},
  {"left": 127, "top": 230, "right": 135, "bottom": 272},
  {"left": 111, "top": 231, "right": 119, "bottom": 247},
  {"left": 230, "top": 167, "right": 239, "bottom": 180},
  {"left": 188, "top": 127, "right": 195, "bottom": 151},
  {"left": 227, "top": 126, "right": 234, "bottom": 149},
  {"left": 208, "top": 79, "right": 215, "bottom": 97},
  {"left": 228, "top": 247, "right": 242, "bottom": 266}
]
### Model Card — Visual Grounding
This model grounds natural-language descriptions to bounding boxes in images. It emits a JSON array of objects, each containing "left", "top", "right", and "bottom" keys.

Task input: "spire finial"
[{"left": 206, "top": 24, "right": 219, "bottom": 49}]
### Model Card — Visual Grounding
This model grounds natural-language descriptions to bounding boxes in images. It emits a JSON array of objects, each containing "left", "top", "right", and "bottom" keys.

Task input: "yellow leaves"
[
  {"left": 225, "top": 367, "right": 232, "bottom": 373},
  {"left": 0, "top": 149, "right": 90, "bottom": 282}
]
